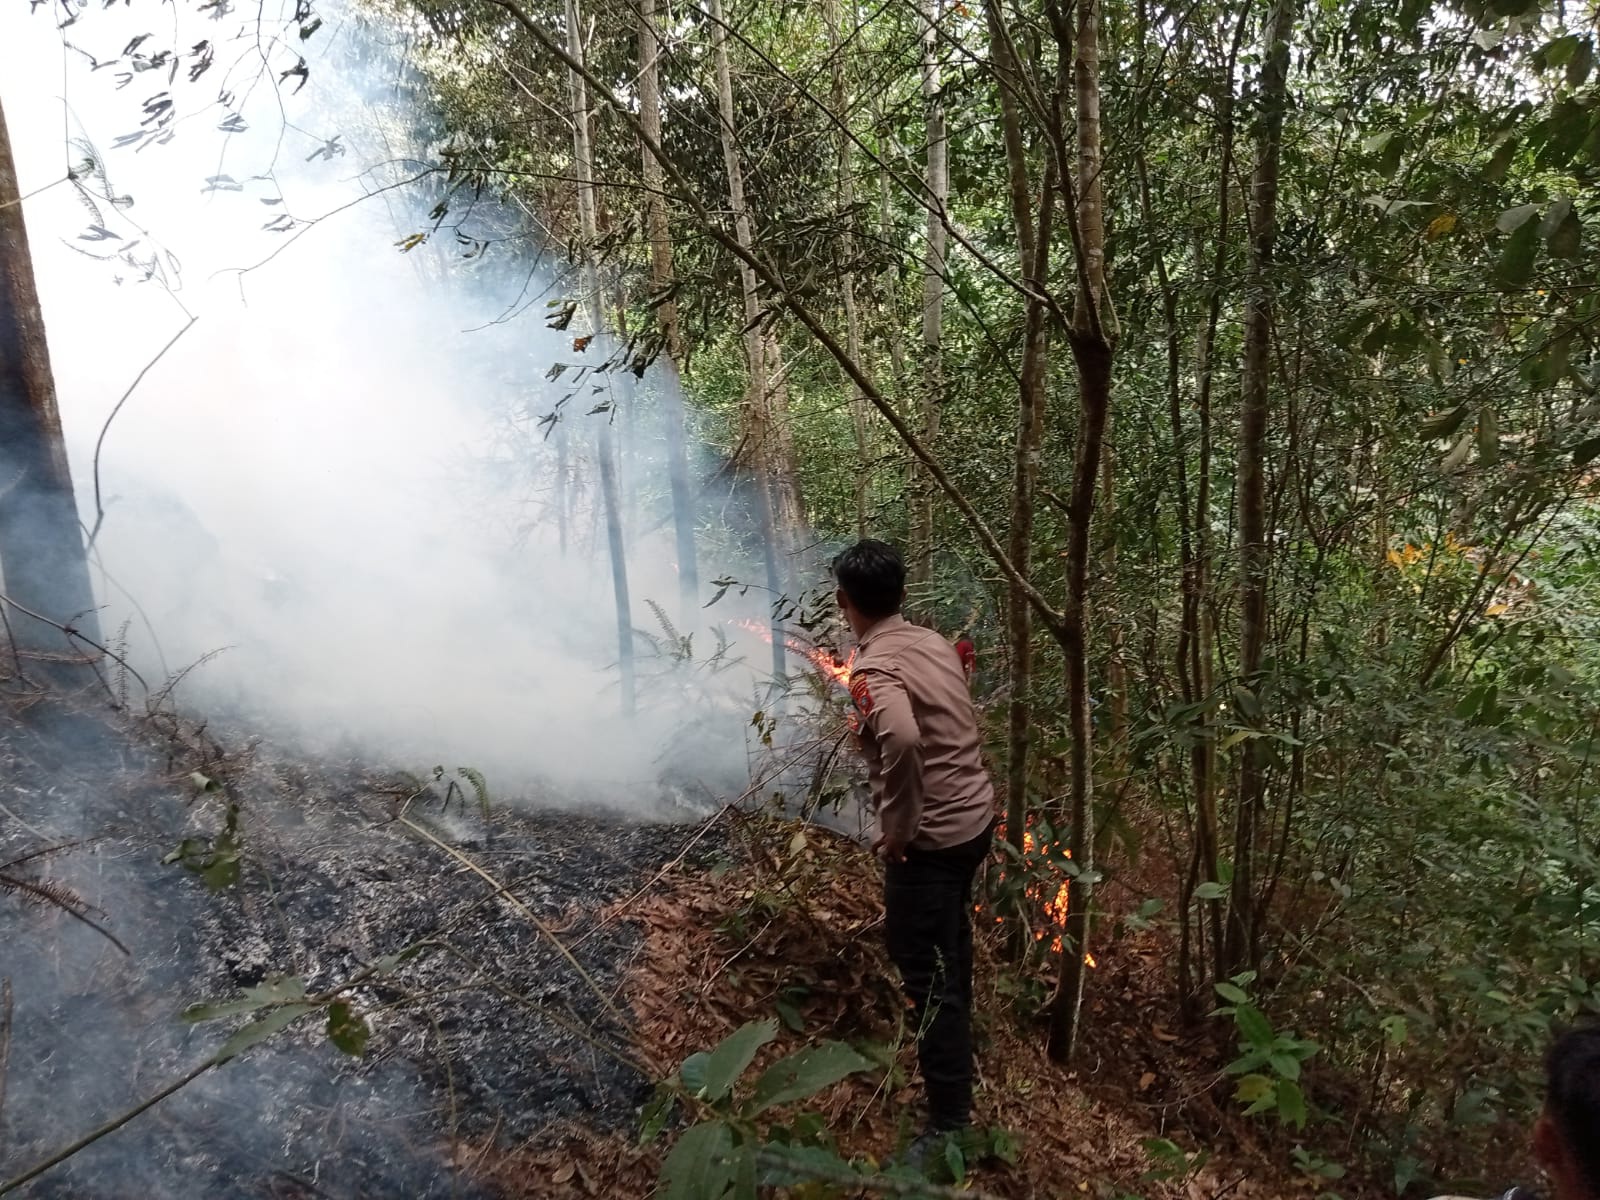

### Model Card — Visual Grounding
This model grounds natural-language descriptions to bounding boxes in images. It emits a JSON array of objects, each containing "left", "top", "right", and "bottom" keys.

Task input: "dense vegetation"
[{"left": 374, "top": 0, "right": 1600, "bottom": 1188}]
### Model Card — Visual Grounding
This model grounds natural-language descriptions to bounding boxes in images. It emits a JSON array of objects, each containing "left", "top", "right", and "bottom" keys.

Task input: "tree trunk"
[
  {"left": 907, "top": 0, "right": 948, "bottom": 589},
  {"left": 637, "top": 0, "right": 700, "bottom": 623},
  {"left": 1047, "top": 0, "right": 1117, "bottom": 1065},
  {"left": 984, "top": 0, "right": 1050, "bottom": 866},
  {"left": 1187, "top": 3, "right": 1249, "bottom": 1000},
  {"left": 0, "top": 96, "right": 100, "bottom": 654},
  {"left": 1225, "top": 0, "right": 1298, "bottom": 977},
  {"left": 566, "top": 0, "right": 635, "bottom": 715},
  {"left": 826, "top": 0, "right": 871, "bottom": 538},
  {"left": 710, "top": 0, "right": 786, "bottom": 684}
]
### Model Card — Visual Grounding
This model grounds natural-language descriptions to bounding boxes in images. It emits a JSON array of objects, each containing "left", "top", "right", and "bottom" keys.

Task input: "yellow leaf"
[{"left": 1425, "top": 212, "right": 1457, "bottom": 240}]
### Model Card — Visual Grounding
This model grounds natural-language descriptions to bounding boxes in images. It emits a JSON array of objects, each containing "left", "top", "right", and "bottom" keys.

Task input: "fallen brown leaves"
[{"left": 477, "top": 813, "right": 1334, "bottom": 1199}]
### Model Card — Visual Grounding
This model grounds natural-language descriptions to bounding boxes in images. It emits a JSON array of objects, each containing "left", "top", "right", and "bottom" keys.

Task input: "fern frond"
[{"left": 456, "top": 767, "right": 491, "bottom": 821}]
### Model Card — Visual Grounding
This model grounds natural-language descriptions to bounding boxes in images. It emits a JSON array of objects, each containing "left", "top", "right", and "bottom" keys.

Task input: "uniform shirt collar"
[{"left": 857, "top": 612, "right": 907, "bottom": 649}]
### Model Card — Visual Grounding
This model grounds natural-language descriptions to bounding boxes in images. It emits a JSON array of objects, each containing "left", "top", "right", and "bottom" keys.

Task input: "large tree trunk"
[
  {"left": 566, "top": 0, "right": 635, "bottom": 715},
  {"left": 984, "top": 0, "right": 1050, "bottom": 868},
  {"left": 1225, "top": 0, "right": 1298, "bottom": 977},
  {"left": 826, "top": 0, "right": 871, "bottom": 538},
  {"left": 710, "top": 0, "right": 785, "bottom": 684},
  {"left": 907, "top": 0, "right": 948, "bottom": 589},
  {"left": 0, "top": 96, "right": 100, "bottom": 653},
  {"left": 1047, "top": 0, "right": 1117, "bottom": 1065},
  {"left": 637, "top": 0, "right": 699, "bottom": 624}
]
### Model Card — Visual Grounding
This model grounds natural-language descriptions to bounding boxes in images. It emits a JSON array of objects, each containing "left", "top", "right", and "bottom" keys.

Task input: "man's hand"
[{"left": 872, "top": 834, "right": 907, "bottom": 863}]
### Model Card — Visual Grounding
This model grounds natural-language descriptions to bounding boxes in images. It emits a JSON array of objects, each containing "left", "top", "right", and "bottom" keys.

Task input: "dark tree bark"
[
  {"left": 0, "top": 95, "right": 100, "bottom": 652},
  {"left": 1226, "top": 0, "right": 1298, "bottom": 976}
]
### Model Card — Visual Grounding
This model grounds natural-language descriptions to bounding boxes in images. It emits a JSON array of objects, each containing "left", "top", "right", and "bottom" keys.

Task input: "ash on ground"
[{"left": 0, "top": 698, "right": 718, "bottom": 1198}]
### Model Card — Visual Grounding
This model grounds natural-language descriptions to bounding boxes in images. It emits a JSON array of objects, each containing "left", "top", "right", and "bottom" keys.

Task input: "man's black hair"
[
  {"left": 1549, "top": 1020, "right": 1600, "bottom": 1197},
  {"left": 832, "top": 538, "right": 905, "bottom": 620}
]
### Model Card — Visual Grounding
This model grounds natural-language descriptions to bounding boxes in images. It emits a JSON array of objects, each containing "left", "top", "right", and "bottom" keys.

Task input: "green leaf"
[
  {"left": 1442, "top": 431, "right": 1474, "bottom": 473},
  {"left": 1234, "top": 1073, "right": 1275, "bottom": 1105},
  {"left": 1379, "top": 1015, "right": 1409, "bottom": 1046},
  {"left": 1195, "top": 880, "right": 1227, "bottom": 901},
  {"left": 775, "top": 998, "right": 805, "bottom": 1033},
  {"left": 944, "top": 1137, "right": 966, "bottom": 1183},
  {"left": 639, "top": 1086, "right": 676, "bottom": 1146},
  {"left": 1540, "top": 100, "right": 1591, "bottom": 168},
  {"left": 1568, "top": 37, "right": 1594, "bottom": 86},
  {"left": 1234, "top": 1003, "right": 1275, "bottom": 1049},
  {"left": 732, "top": 1143, "right": 757, "bottom": 1200},
  {"left": 216, "top": 1002, "right": 313, "bottom": 1063},
  {"left": 1360, "top": 130, "right": 1394, "bottom": 154},
  {"left": 1268, "top": 1052, "right": 1303, "bottom": 1080},
  {"left": 679, "top": 1050, "right": 712, "bottom": 1098},
  {"left": 1495, "top": 203, "right": 1541, "bottom": 234},
  {"left": 1484, "top": 136, "right": 1520, "bottom": 181},
  {"left": 750, "top": 1041, "right": 875, "bottom": 1114},
  {"left": 701, "top": 1018, "right": 778, "bottom": 1103},
  {"left": 660, "top": 1121, "right": 736, "bottom": 1200},
  {"left": 184, "top": 977, "right": 308, "bottom": 1023},
  {"left": 1543, "top": 198, "right": 1583, "bottom": 259},
  {"left": 1215, "top": 982, "right": 1249, "bottom": 1005},
  {"left": 1277, "top": 1079, "right": 1309, "bottom": 1129},
  {"left": 326, "top": 1001, "right": 370, "bottom": 1057}
]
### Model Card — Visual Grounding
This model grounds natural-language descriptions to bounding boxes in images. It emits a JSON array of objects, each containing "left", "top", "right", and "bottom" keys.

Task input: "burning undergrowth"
[{"left": 0, "top": 680, "right": 722, "bottom": 1198}]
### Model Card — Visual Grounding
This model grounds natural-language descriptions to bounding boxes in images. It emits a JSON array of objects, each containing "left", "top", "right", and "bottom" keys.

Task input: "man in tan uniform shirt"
[{"left": 832, "top": 539, "right": 996, "bottom": 1144}]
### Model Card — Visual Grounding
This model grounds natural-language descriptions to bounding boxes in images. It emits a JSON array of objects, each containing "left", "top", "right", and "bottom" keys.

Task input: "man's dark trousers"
[{"left": 884, "top": 822, "right": 994, "bottom": 1132}]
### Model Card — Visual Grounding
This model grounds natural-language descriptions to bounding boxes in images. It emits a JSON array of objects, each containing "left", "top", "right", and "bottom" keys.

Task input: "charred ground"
[{"left": 0, "top": 687, "right": 714, "bottom": 1198}]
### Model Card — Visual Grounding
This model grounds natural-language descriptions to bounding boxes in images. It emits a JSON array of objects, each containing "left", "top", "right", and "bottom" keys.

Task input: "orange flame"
[
  {"left": 730, "top": 619, "right": 854, "bottom": 690},
  {"left": 989, "top": 819, "right": 1096, "bottom": 966}
]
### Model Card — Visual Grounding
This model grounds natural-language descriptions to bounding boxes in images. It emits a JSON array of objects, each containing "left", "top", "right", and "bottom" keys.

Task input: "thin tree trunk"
[
  {"left": 566, "top": 0, "right": 635, "bottom": 715},
  {"left": 637, "top": 0, "right": 699, "bottom": 622},
  {"left": 710, "top": 0, "right": 785, "bottom": 684},
  {"left": 1047, "top": 0, "right": 1117, "bottom": 1065},
  {"left": 0, "top": 96, "right": 100, "bottom": 651},
  {"left": 1225, "top": 0, "right": 1297, "bottom": 976},
  {"left": 1183, "top": 2, "right": 1249, "bottom": 996},
  {"left": 908, "top": 0, "right": 948, "bottom": 589},
  {"left": 984, "top": 0, "right": 1050, "bottom": 866},
  {"left": 826, "top": 0, "right": 871, "bottom": 538}
]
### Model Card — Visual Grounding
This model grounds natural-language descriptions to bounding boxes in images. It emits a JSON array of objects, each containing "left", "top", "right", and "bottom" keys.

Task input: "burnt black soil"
[{"left": 0, "top": 696, "right": 712, "bottom": 1199}]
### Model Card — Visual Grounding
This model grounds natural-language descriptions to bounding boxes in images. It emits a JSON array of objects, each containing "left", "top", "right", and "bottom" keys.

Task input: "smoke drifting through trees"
[{"left": 0, "top": 2, "right": 804, "bottom": 797}]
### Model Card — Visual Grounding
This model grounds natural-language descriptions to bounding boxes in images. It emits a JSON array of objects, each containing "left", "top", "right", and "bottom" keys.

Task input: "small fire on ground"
[{"left": 984, "top": 818, "right": 1097, "bottom": 967}]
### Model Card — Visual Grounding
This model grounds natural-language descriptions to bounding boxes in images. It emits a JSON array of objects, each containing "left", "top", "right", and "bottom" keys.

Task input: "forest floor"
[
  {"left": 1, "top": 669, "right": 1404, "bottom": 1200},
  {"left": 473, "top": 808, "right": 1362, "bottom": 1200}
]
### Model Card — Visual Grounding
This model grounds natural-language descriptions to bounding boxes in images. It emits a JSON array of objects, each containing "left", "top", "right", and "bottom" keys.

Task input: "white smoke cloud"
[{"left": 0, "top": 1, "right": 791, "bottom": 802}]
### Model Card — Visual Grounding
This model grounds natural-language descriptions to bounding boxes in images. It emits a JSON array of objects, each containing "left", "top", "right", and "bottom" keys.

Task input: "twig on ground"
[
  {"left": 0, "top": 1056, "right": 217, "bottom": 1195},
  {"left": 0, "top": 978, "right": 12, "bottom": 1126}
]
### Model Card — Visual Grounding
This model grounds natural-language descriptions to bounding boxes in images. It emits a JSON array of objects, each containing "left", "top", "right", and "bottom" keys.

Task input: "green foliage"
[
  {"left": 1214, "top": 975, "right": 1320, "bottom": 1130},
  {"left": 164, "top": 774, "right": 243, "bottom": 891},
  {"left": 646, "top": 1024, "right": 876, "bottom": 1200}
]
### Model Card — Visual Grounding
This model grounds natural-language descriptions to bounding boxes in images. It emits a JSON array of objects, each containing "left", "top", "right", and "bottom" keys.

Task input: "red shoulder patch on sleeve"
[{"left": 849, "top": 674, "right": 875, "bottom": 717}]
